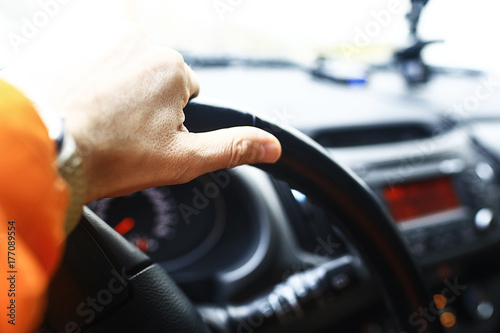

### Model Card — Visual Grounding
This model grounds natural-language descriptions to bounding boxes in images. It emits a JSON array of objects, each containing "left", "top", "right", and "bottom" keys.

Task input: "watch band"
[
  {"left": 57, "top": 130, "right": 86, "bottom": 234},
  {"left": 31, "top": 94, "right": 86, "bottom": 234}
]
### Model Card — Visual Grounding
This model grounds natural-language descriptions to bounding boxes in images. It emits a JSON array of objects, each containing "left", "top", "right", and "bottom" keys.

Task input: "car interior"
[{"left": 15, "top": 0, "right": 500, "bottom": 332}]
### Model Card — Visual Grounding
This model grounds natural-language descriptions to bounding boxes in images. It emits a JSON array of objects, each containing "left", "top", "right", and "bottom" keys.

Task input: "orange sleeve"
[{"left": 0, "top": 80, "right": 70, "bottom": 332}]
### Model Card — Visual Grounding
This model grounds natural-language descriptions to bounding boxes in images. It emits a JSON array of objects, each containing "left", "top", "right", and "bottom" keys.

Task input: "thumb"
[{"left": 178, "top": 126, "right": 281, "bottom": 178}]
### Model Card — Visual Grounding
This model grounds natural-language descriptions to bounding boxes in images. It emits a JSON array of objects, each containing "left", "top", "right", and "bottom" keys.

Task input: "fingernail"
[{"left": 259, "top": 140, "right": 281, "bottom": 163}]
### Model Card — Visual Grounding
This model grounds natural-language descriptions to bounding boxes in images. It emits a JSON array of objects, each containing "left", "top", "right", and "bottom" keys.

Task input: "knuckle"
[
  {"left": 171, "top": 50, "right": 186, "bottom": 66},
  {"left": 151, "top": 48, "right": 190, "bottom": 103},
  {"left": 160, "top": 48, "right": 186, "bottom": 69},
  {"left": 152, "top": 47, "right": 186, "bottom": 73},
  {"left": 228, "top": 138, "right": 257, "bottom": 168}
]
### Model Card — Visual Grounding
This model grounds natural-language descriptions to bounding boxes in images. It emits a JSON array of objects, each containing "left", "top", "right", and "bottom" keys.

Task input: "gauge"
[{"left": 92, "top": 175, "right": 226, "bottom": 271}]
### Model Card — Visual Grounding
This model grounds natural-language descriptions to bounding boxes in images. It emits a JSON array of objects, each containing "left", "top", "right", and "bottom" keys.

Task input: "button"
[
  {"left": 331, "top": 273, "right": 350, "bottom": 290},
  {"left": 477, "top": 301, "right": 494, "bottom": 320},
  {"left": 475, "top": 208, "right": 493, "bottom": 231},
  {"left": 288, "top": 275, "right": 307, "bottom": 298},
  {"left": 439, "top": 159, "right": 465, "bottom": 174},
  {"left": 463, "top": 288, "right": 494, "bottom": 321},
  {"left": 475, "top": 163, "right": 495, "bottom": 182},
  {"left": 257, "top": 302, "right": 274, "bottom": 318}
]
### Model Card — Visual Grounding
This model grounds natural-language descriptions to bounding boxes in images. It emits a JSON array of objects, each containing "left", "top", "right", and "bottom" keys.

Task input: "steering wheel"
[{"left": 43, "top": 103, "right": 444, "bottom": 333}]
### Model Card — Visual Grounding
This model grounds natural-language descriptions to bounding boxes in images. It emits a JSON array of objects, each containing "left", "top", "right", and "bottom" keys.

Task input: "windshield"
[{"left": 1, "top": 0, "right": 499, "bottom": 71}]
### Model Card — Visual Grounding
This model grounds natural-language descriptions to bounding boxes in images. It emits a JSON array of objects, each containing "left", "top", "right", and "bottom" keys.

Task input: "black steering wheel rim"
[
  {"left": 184, "top": 101, "right": 444, "bottom": 333},
  {"left": 43, "top": 102, "right": 444, "bottom": 333}
]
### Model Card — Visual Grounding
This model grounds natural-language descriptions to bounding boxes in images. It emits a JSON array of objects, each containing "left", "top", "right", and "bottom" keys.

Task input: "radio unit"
[{"left": 354, "top": 132, "right": 500, "bottom": 262}]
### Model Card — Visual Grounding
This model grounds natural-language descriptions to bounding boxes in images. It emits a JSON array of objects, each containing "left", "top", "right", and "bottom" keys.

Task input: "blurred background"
[{"left": 1, "top": 0, "right": 500, "bottom": 72}]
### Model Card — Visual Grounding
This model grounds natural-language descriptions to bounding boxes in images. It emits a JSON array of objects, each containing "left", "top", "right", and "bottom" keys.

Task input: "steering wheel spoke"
[{"left": 199, "top": 255, "right": 374, "bottom": 332}]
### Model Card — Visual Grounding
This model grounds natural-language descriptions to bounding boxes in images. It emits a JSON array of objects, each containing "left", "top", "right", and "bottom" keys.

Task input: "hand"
[{"left": 1, "top": 25, "right": 281, "bottom": 202}]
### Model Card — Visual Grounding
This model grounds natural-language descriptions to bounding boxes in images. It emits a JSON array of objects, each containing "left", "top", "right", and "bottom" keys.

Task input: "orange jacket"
[{"left": 0, "top": 80, "right": 69, "bottom": 332}]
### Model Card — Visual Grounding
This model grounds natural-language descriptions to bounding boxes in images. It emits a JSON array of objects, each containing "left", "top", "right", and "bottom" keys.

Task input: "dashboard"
[
  {"left": 87, "top": 67, "right": 500, "bottom": 332},
  {"left": 89, "top": 171, "right": 268, "bottom": 288}
]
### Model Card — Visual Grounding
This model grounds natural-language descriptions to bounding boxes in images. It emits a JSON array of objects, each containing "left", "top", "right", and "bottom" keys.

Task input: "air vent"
[{"left": 313, "top": 123, "right": 434, "bottom": 148}]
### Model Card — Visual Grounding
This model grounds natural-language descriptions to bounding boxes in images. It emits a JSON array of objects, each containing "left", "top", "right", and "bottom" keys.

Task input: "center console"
[{"left": 331, "top": 129, "right": 500, "bottom": 265}]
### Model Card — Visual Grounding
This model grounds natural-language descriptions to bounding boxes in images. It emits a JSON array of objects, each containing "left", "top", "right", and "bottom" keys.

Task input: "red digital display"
[{"left": 382, "top": 177, "right": 461, "bottom": 223}]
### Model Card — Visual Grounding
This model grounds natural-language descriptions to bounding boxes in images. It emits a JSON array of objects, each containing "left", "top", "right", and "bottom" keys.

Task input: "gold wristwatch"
[
  {"left": 36, "top": 98, "right": 86, "bottom": 234},
  {"left": 57, "top": 129, "right": 86, "bottom": 234}
]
